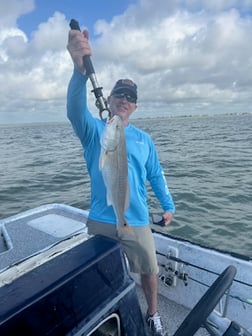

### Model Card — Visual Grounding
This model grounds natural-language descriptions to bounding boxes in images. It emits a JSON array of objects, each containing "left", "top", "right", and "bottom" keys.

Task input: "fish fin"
[
  {"left": 106, "top": 191, "right": 113, "bottom": 206},
  {"left": 124, "top": 182, "right": 130, "bottom": 211},
  {"left": 99, "top": 151, "right": 107, "bottom": 170}
]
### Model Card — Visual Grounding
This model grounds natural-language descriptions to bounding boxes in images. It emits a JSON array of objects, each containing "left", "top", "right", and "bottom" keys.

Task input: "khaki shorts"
[{"left": 87, "top": 219, "right": 159, "bottom": 275}]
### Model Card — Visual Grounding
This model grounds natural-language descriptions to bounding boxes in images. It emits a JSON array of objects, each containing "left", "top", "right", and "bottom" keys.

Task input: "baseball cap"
[{"left": 111, "top": 79, "right": 137, "bottom": 100}]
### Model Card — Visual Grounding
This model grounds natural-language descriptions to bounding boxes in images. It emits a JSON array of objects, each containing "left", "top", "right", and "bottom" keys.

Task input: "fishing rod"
[{"left": 69, "top": 19, "right": 111, "bottom": 120}]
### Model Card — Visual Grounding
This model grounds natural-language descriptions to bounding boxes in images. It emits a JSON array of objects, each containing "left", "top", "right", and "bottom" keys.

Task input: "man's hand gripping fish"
[{"left": 99, "top": 115, "right": 133, "bottom": 236}]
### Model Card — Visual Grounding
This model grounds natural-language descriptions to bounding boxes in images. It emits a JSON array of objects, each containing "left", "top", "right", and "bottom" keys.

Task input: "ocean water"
[{"left": 1, "top": 113, "right": 251, "bottom": 257}]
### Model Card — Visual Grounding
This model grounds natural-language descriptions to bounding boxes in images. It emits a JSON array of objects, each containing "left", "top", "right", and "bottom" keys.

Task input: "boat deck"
[{"left": 136, "top": 285, "right": 208, "bottom": 336}]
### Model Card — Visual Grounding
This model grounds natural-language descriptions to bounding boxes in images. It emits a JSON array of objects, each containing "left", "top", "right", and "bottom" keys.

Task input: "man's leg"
[
  {"left": 142, "top": 273, "right": 166, "bottom": 336},
  {"left": 141, "top": 273, "right": 158, "bottom": 315}
]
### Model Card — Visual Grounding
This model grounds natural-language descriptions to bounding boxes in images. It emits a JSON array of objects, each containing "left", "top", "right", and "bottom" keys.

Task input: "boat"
[{"left": 0, "top": 203, "right": 251, "bottom": 335}]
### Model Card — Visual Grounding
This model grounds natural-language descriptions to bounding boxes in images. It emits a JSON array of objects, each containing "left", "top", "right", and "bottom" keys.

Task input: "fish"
[{"left": 99, "top": 115, "right": 133, "bottom": 236}]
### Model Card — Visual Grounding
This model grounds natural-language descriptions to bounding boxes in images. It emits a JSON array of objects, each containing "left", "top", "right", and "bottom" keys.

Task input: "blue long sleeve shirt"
[{"left": 67, "top": 70, "right": 175, "bottom": 226}]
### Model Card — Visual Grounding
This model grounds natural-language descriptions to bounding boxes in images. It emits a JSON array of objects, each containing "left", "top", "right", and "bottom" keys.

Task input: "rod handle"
[{"left": 69, "top": 19, "right": 95, "bottom": 76}]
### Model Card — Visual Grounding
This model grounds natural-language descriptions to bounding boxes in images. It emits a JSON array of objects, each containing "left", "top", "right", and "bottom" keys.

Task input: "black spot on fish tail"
[{"left": 117, "top": 225, "right": 135, "bottom": 240}]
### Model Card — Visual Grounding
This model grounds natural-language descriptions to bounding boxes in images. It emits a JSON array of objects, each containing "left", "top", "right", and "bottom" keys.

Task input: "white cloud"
[
  {"left": 1, "top": 0, "right": 252, "bottom": 124},
  {"left": 0, "top": 28, "right": 27, "bottom": 62},
  {"left": 31, "top": 12, "right": 69, "bottom": 52},
  {"left": 92, "top": 0, "right": 252, "bottom": 117},
  {"left": 0, "top": 0, "right": 34, "bottom": 26},
  {"left": 0, "top": 7, "right": 72, "bottom": 123}
]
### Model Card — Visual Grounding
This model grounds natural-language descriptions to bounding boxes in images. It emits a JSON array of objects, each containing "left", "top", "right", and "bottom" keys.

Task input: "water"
[{"left": 1, "top": 114, "right": 251, "bottom": 257}]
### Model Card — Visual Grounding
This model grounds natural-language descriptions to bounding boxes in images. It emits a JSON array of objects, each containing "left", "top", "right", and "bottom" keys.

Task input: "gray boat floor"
[{"left": 136, "top": 285, "right": 209, "bottom": 336}]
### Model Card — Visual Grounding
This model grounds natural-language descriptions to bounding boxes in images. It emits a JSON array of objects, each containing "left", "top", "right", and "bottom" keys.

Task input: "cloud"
[
  {"left": 31, "top": 12, "right": 69, "bottom": 51},
  {"left": 92, "top": 0, "right": 252, "bottom": 116},
  {"left": 0, "top": 7, "right": 72, "bottom": 123},
  {"left": 0, "top": 0, "right": 252, "bottom": 124},
  {"left": 0, "top": 0, "right": 34, "bottom": 27}
]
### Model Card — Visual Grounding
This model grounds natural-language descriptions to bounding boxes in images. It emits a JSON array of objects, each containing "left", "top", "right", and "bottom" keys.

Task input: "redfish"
[{"left": 99, "top": 115, "right": 133, "bottom": 237}]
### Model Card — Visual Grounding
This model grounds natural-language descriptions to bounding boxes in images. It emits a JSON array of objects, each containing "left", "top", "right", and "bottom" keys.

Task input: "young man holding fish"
[{"left": 67, "top": 28, "right": 175, "bottom": 336}]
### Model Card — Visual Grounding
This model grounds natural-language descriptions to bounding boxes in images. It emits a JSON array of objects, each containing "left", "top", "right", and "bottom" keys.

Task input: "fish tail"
[
  {"left": 121, "top": 224, "right": 134, "bottom": 233},
  {"left": 117, "top": 221, "right": 134, "bottom": 234},
  {"left": 117, "top": 224, "right": 135, "bottom": 241}
]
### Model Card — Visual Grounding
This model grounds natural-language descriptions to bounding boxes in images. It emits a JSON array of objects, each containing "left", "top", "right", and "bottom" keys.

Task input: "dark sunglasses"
[{"left": 112, "top": 92, "right": 136, "bottom": 103}]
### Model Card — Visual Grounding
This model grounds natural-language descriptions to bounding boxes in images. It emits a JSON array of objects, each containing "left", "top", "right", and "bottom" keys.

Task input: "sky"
[{"left": 1, "top": 0, "right": 252, "bottom": 124}]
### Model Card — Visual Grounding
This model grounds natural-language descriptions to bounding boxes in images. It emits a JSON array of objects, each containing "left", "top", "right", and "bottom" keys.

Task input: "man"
[{"left": 67, "top": 28, "right": 175, "bottom": 336}]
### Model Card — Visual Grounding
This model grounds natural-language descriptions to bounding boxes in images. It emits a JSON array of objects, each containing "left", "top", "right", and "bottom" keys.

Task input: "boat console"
[{"left": 0, "top": 204, "right": 145, "bottom": 335}]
